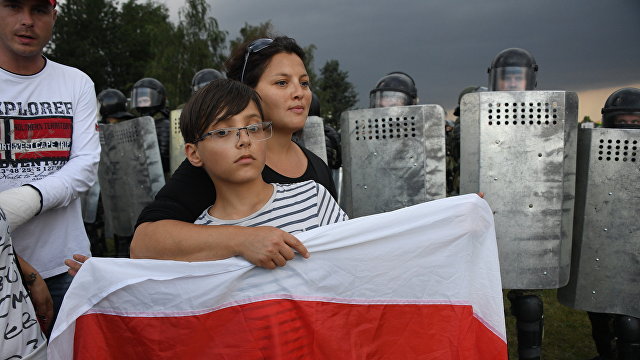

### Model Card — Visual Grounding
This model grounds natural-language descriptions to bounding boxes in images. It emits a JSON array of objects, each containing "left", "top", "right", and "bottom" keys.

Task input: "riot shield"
[
  {"left": 557, "top": 128, "right": 640, "bottom": 318},
  {"left": 80, "top": 180, "right": 100, "bottom": 224},
  {"left": 169, "top": 109, "right": 185, "bottom": 175},
  {"left": 340, "top": 105, "right": 446, "bottom": 218},
  {"left": 460, "top": 91, "right": 578, "bottom": 289},
  {"left": 292, "top": 116, "right": 328, "bottom": 164},
  {"left": 98, "top": 116, "right": 165, "bottom": 237}
]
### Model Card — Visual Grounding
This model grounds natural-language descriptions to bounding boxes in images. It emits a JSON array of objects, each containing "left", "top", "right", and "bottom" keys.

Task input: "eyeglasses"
[
  {"left": 195, "top": 121, "right": 273, "bottom": 144},
  {"left": 240, "top": 38, "right": 274, "bottom": 83}
]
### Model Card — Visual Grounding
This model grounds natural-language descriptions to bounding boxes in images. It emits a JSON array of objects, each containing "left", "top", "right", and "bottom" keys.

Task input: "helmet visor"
[
  {"left": 603, "top": 112, "right": 640, "bottom": 129},
  {"left": 489, "top": 67, "right": 536, "bottom": 91},
  {"left": 370, "top": 91, "right": 413, "bottom": 108},
  {"left": 131, "top": 87, "right": 163, "bottom": 108}
]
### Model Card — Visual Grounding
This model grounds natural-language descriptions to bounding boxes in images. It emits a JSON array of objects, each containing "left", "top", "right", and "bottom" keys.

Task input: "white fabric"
[
  {"left": 195, "top": 181, "right": 348, "bottom": 233},
  {"left": 0, "top": 210, "right": 48, "bottom": 359},
  {"left": 0, "top": 58, "right": 100, "bottom": 278},
  {"left": 0, "top": 185, "right": 41, "bottom": 230},
  {"left": 49, "top": 194, "right": 505, "bottom": 359}
]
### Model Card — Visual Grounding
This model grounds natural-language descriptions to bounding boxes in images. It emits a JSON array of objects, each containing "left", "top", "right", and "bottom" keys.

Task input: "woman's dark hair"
[
  {"left": 225, "top": 36, "right": 306, "bottom": 89},
  {"left": 180, "top": 79, "right": 264, "bottom": 144}
]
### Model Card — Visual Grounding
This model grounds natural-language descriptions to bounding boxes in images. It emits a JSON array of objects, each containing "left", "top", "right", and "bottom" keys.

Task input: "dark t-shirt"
[{"left": 136, "top": 145, "right": 337, "bottom": 226}]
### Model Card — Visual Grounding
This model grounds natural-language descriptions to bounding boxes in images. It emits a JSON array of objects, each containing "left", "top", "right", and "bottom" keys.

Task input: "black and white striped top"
[{"left": 194, "top": 181, "right": 348, "bottom": 234}]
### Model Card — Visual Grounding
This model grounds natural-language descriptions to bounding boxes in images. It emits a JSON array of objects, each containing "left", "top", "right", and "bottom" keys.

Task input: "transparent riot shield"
[
  {"left": 169, "top": 109, "right": 185, "bottom": 175},
  {"left": 98, "top": 116, "right": 166, "bottom": 237},
  {"left": 340, "top": 105, "right": 446, "bottom": 218},
  {"left": 292, "top": 116, "right": 328, "bottom": 164},
  {"left": 557, "top": 128, "right": 640, "bottom": 318},
  {"left": 460, "top": 91, "right": 578, "bottom": 289},
  {"left": 80, "top": 180, "right": 100, "bottom": 224}
]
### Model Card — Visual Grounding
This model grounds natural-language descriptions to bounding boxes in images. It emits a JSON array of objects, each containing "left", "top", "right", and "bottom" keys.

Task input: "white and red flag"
[{"left": 48, "top": 194, "right": 506, "bottom": 359}]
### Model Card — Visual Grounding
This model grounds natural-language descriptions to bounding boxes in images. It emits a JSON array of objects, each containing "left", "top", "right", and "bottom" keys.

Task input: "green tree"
[
  {"left": 158, "top": 0, "right": 227, "bottom": 106},
  {"left": 49, "top": 0, "right": 176, "bottom": 98},
  {"left": 315, "top": 60, "right": 358, "bottom": 128},
  {"left": 229, "top": 21, "right": 274, "bottom": 55},
  {"left": 48, "top": 0, "right": 121, "bottom": 92},
  {"left": 116, "top": 0, "right": 175, "bottom": 96}
]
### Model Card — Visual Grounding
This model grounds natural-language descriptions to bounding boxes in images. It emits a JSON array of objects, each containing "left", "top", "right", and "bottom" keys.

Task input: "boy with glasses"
[{"left": 181, "top": 79, "right": 347, "bottom": 267}]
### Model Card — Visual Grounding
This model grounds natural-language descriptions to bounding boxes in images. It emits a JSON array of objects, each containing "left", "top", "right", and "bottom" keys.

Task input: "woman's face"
[{"left": 254, "top": 52, "right": 311, "bottom": 134}]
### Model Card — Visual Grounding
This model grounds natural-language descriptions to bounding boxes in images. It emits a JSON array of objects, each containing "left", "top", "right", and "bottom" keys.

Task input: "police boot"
[
  {"left": 587, "top": 312, "right": 616, "bottom": 359},
  {"left": 508, "top": 291, "right": 543, "bottom": 360},
  {"left": 614, "top": 315, "right": 640, "bottom": 360}
]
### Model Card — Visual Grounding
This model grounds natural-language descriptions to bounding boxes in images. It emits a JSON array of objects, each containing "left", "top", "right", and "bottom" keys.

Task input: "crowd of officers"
[{"left": 89, "top": 48, "right": 639, "bottom": 360}]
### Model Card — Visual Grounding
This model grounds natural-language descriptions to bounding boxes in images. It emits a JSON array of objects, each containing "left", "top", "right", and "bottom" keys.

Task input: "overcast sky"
[{"left": 166, "top": 0, "right": 640, "bottom": 116}]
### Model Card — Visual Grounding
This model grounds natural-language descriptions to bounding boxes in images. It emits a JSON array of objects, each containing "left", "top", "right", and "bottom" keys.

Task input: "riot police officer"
[
  {"left": 369, "top": 71, "right": 418, "bottom": 108},
  {"left": 448, "top": 86, "right": 487, "bottom": 196},
  {"left": 97, "top": 88, "right": 134, "bottom": 124},
  {"left": 131, "top": 77, "right": 170, "bottom": 174},
  {"left": 191, "top": 68, "right": 225, "bottom": 93},
  {"left": 585, "top": 87, "right": 640, "bottom": 360},
  {"left": 489, "top": 47, "right": 544, "bottom": 360},
  {"left": 309, "top": 93, "right": 342, "bottom": 170},
  {"left": 488, "top": 48, "right": 538, "bottom": 91}
]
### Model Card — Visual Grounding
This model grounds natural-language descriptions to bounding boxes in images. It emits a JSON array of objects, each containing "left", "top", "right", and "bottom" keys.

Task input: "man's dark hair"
[{"left": 180, "top": 79, "right": 264, "bottom": 144}]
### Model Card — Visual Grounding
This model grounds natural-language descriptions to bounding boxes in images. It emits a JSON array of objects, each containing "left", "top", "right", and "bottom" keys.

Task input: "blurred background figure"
[
  {"left": 584, "top": 87, "right": 640, "bottom": 360},
  {"left": 191, "top": 68, "right": 225, "bottom": 93},
  {"left": 488, "top": 48, "right": 538, "bottom": 91},
  {"left": 369, "top": 71, "right": 418, "bottom": 108},
  {"left": 97, "top": 89, "right": 134, "bottom": 124},
  {"left": 447, "top": 85, "right": 486, "bottom": 196},
  {"left": 131, "top": 77, "right": 170, "bottom": 174}
]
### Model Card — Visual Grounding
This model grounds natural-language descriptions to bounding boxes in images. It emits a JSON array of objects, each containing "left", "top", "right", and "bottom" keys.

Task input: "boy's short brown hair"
[{"left": 180, "top": 79, "right": 264, "bottom": 144}]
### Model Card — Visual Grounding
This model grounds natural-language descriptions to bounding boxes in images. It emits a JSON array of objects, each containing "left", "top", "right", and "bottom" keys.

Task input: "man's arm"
[
  {"left": 131, "top": 221, "right": 310, "bottom": 269},
  {"left": 28, "top": 74, "right": 100, "bottom": 212}
]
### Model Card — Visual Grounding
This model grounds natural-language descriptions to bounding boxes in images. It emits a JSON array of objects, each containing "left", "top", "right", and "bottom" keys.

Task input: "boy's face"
[{"left": 185, "top": 101, "right": 267, "bottom": 186}]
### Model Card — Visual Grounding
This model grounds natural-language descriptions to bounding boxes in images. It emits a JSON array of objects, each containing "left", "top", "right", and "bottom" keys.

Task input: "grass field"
[{"left": 504, "top": 289, "right": 597, "bottom": 359}]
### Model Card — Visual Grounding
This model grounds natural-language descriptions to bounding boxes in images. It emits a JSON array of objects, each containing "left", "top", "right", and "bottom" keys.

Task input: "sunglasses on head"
[{"left": 240, "top": 38, "right": 274, "bottom": 83}]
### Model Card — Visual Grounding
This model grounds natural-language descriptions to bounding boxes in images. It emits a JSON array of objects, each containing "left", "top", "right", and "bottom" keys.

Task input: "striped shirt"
[{"left": 194, "top": 180, "right": 348, "bottom": 234}]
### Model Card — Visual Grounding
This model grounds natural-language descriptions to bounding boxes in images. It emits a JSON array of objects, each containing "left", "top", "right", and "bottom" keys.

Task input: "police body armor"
[
  {"left": 460, "top": 91, "right": 578, "bottom": 289},
  {"left": 292, "top": 116, "right": 328, "bottom": 165},
  {"left": 557, "top": 127, "right": 640, "bottom": 318},
  {"left": 340, "top": 105, "right": 446, "bottom": 218},
  {"left": 98, "top": 116, "right": 166, "bottom": 237},
  {"left": 169, "top": 109, "right": 185, "bottom": 175}
]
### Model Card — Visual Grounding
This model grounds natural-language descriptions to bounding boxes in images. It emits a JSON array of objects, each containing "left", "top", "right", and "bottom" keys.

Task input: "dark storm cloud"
[{"left": 203, "top": 0, "right": 640, "bottom": 111}]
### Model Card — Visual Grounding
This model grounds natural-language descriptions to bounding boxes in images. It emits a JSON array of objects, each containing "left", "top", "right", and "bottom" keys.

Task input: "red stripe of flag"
[{"left": 74, "top": 300, "right": 506, "bottom": 359}]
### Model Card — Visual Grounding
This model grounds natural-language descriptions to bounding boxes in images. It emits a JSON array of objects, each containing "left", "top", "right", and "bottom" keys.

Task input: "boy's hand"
[
  {"left": 237, "top": 227, "right": 310, "bottom": 269},
  {"left": 65, "top": 254, "right": 90, "bottom": 276}
]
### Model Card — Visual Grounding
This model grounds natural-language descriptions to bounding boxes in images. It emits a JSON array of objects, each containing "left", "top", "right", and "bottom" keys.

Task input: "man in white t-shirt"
[{"left": 0, "top": 0, "right": 100, "bottom": 343}]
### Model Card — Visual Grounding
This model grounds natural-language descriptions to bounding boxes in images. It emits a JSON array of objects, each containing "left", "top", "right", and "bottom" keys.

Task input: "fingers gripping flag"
[{"left": 48, "top": 194, "right": 506, "bottom": 359}]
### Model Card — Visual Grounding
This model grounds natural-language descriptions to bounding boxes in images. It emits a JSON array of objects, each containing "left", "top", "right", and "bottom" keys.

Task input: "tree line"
[{"left": 47, "top": 0, "right": 357, "bottom": 128}]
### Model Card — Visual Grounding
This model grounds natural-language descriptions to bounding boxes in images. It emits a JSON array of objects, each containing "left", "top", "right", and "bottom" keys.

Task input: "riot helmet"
[
  {"left": 488, "top": 48, "right": 538, "bottom": 91},
  {"left": 131, "top": 77, "right": 167, "bottom": 116},
  {"left": 369, "top": 71, "right": 418, "bottom": 108},
  {"left": 453, "top": 86, "right": 487, "bottom": 117},
  {"left": 601, "top": 87, "right": 640, "bottom": 129},
  {"left": 191, "top": 68, "right": 225, "bottom": 93},
  {"left": 97, "top": 89, "right": 134, "bottom": 124},
  {"left": 309, "top": 92, "right": 321, "bottom": 117}
]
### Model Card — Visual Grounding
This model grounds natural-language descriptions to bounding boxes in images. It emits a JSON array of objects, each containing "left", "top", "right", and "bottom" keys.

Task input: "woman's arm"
[
  {"left": 17, "top": 255, "right": 53, "bottom": 333},
  {"left": 131, "top": 221, "right": 309, "bottom": 269}
]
